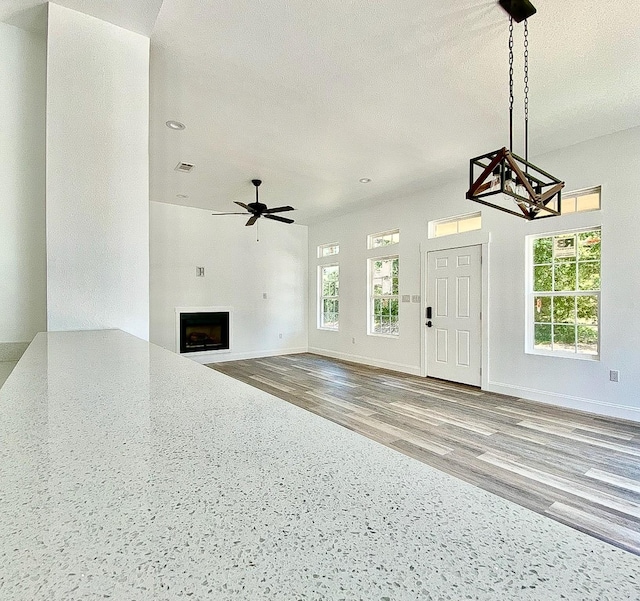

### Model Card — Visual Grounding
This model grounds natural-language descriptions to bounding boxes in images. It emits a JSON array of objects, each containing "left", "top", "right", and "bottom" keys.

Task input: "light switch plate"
[{"left": 411, "top": 295, "right": 421, "bottom": 303}]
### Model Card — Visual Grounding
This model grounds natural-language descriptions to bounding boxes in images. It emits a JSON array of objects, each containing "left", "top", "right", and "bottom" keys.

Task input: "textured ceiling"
[
  {"left": 7, "top": 1, "right": 640, "bottom": 225},
  {"left": 149, "top": 0, "right": 640, "bottom": 224},
  {"left": 0, "top": 0, "right": 162, "bottom": 35}
]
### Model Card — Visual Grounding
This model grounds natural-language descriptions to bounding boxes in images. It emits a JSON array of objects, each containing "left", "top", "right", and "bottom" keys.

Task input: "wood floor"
[{"left": 210, "top": 353, "right": 640, "bottom": 556}]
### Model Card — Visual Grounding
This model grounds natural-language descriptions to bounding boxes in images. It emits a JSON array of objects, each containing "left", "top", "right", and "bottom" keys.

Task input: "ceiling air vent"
[{"left": 175, "top": 162, "right": 194, "bottom": 173}]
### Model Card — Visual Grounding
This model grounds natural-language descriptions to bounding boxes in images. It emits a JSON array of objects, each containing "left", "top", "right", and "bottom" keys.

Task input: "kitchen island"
[{"left": 1, "top": 330, "right": 638, "bottom": 600}]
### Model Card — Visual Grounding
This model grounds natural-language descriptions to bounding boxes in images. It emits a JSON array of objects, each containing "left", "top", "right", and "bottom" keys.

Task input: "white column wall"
[
  {"left": 0, "top": 22, "right": 47, "bottom": 348},
  {"left": 45, "top": 4, "right": 150, "bottom": 340}
]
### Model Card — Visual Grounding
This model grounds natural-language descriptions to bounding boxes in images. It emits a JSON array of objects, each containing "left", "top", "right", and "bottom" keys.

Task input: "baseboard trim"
[
  {"left": 308, "top": 347, "right": 421, "bottom": 376},
  {"left": 486, "top": 380, "right": 640, "bottom": 423},
  {"left": 190, "top": 347, "right": 308, "bottom": 365}
]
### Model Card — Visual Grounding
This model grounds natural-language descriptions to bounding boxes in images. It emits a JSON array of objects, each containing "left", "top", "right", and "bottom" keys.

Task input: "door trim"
[{"left": 420, "top": 230, "right": 490, "bottom": 389}]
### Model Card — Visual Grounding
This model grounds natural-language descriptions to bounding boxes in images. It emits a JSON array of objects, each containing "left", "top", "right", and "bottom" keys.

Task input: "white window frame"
[
  {"left": 367, "top": 229, "right": 399, "bottom": 250},
  {"left": 557, "top": 186, "right": 601, "bottom": 215},
  {"left": 318, "top": 242, "right": 339, "bottom": 258},
  {"left": 428, "top": 212, "right": 482, "bottom": 239},
  {"left": 526, "top": 226, "right": 601, "bottom": 360},
  {"left": 318, "top": 263, "right": 339, "bottom": 331},
  {"left": 368, "top": 255, "right": 399, "bottom": 337}
]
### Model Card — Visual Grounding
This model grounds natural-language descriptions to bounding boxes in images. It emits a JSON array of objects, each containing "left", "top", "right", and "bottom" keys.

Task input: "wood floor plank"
[{"left": 210, "top": 353, "right": 640, "bottom": 555}]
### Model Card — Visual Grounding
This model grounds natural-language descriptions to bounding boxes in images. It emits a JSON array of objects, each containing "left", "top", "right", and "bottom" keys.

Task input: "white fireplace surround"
[{"left": 175, "top": 306, "right": 233, "bottom": 359}]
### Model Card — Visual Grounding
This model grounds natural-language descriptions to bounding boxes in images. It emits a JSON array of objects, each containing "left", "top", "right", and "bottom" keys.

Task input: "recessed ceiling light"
[
  {"left": 166, "top": 120, "right": 185, "bottom": 130},
  {"left": 359, "top": 178, "right": 372, "bottom": 183},
  {"left": 176, "top": 194, "right": 188, "bottom": 198}
]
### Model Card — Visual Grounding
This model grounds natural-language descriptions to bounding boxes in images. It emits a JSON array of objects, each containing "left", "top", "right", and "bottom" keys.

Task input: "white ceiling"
[
  {"left": 0, "top": 0, "right": 162, "bottom": 35},
  {"left": 149, "top": 0, "right": 640, "bottom": 224},
  {"left": 7, "top": 1, "right": 640, "bottom": 224}
]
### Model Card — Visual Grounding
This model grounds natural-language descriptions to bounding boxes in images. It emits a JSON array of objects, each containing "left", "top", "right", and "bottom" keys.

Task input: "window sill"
[
  {"left": 526, "top": 348, "right": 599, "bottom": 361},
  {"left": 318, "top": 327, "right": 339, "bottom": 332},
  {"left": 368, "top": 333, "right": 399, "bottom": 339}
]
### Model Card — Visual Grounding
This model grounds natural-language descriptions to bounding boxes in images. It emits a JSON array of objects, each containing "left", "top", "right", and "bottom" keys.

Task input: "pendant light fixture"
[{"left": 466, "top": 0, "right": 564, "bottom": 220}]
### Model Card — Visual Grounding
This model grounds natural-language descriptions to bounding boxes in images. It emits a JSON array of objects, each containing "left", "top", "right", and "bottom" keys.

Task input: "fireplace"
[{"left": 179, "top": 311, "right": 230, "bottom": 354}]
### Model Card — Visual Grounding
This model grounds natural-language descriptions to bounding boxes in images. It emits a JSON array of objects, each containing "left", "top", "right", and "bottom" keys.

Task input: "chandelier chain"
[
  {"left": 508, "top": 17, "right": 514, "bottom": 152},
  {"left": 524, "top": 19, "right": 529, "bottom": 163}
]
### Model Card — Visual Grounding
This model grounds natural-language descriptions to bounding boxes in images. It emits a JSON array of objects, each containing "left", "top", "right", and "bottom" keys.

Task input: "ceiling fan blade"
[
  {"left": 245, "top": 215, "right": 259, "bottom": 226},
  {"left": 263, "top": 206, "right": 294, "bottom": 214},
  {"left": 264, "top": 214, "right": 294, "bottom": 224},
  {"left": 212, "top": 212, "right": 248, "bottom": 215},
  {"left": 234, "top": 201, "right": 250, "bottom": 210}
]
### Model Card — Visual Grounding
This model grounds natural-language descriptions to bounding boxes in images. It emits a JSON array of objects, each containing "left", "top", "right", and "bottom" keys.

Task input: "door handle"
[{"left": 426, "top": 320, "right": 433, "bottom": 327}]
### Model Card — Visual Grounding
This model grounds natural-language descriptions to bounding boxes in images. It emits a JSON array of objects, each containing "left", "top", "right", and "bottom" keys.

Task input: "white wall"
[
  {"left": 150, "top": 202, "right": 308, "bottom": 361},
  {"left": 308, "top": 126, "right": 640, "bottom": 422},
  {"left": 0, "top": 22, "right": 47, "bottom": 348},
  {"left": 310, "top": 201, "right": 427, "bottom": 375},
  {"left": 45, "top": 4, "right": 150, "bottom": 340}
]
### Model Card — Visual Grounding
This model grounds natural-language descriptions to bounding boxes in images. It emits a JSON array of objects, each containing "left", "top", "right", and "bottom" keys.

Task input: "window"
[
  {"left": 529, "top": 228, "right": 601, "bottom": 358},
  {"left": 550, "top": 186, "right": 601, "bottom": 214},
  {"left": 429, "top": 212, "right": 481, "bottom": 238},
  {"left": 318, "top": 242, "right": 339, "bottom": 258},
  {"left": 368, "top": 229, "right": 399, "bottom": 249},
  {"left": 319, "top": 264, "right": 339, "bottom": 330},
  {"left": 369, "top": 256, "right": 399, "bottom": 336}
]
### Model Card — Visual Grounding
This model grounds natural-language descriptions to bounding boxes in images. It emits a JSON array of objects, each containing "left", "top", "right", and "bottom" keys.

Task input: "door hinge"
[{"left": 480, "top": 367, "right": 482, "bottom": 376}]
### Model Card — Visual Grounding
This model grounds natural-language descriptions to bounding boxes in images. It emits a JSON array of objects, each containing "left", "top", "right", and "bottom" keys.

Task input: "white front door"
[{"left": 426, "top": 245, "right": 481, "bottom": 386}]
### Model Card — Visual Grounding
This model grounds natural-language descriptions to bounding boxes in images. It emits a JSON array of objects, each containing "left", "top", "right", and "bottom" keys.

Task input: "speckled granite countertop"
[{"left": 1, "top": 330, "right": 638, "bottom": 600}]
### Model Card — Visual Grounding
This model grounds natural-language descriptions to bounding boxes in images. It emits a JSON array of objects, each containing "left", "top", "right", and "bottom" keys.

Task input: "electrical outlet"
[
  {"left": 609, "top": 370, "right": 620, "bottom": 382},
  {"left": 278, "top": 333, "right": 283, "bottom": 339},
  {"left": 352, "top": 337, "right": 356, "bottom": 344},
  {"left": 263, "top": 292, "right": 268, "bottom": 299},
  {"left": 196, "top": 266, "right": 205, "bottom": 277}
]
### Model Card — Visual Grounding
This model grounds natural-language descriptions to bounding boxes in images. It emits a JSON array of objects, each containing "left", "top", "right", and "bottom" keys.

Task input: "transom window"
[
  {"left": 528, "top": 228, "right": 601, "bottom": 358},
  {"left": 318, "top": 242, "right": 339, "bottom": 258},
  {"left": 319, "top": 264, "right": 339, "bottom": 330},
  {"left": 429, "top": 212, "right": 481, "bottom": 238},
  {"left": 550, "top": 186, "right": 601, "bottom": 214},
  {"left": 368, "top": 229, "right": 399, "bottom": 249},
  {"left": 369, "top": 256, "right": 399, "bottom": 336}
]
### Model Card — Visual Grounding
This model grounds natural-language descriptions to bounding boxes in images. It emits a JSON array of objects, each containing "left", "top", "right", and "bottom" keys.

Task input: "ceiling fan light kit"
[{"left": 466, "top": 1, "right": 564, "bottom": 221}]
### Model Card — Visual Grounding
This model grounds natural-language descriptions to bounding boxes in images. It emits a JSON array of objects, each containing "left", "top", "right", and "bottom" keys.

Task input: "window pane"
[
  {"left": 534, "top": 296, "right": 551, "bottom": 322},
  {"left": 553, "top": 296, "right": 575, "bottom": 324},
  {"left": 534, "top": 265, "right": 552, "bottom": 291},
  {"left": 554, "top": 324, "right": 576, "bottom": 351},
  {"left": 577, "top": 326, "right": 598, "bottom": 354},
  {"left": 533, "top": 237, "right": 552, "bottom": 264},
  {"left": 577, "top": 193, "right": 600, "bottom": 212},
  {"left": 458, "top": 215, "right": 481, "bottom": 233},
  {"left": 554, "top": 262, "right": 576, "bottom": 291},
  {"left": 534, "top": 324, "right": 552, "bottom": 350},
  {"left": 578, "top": 231, "right": 601, "bottom": 261},
  {"left": 554, "top": 234, "right": 577, "bottom": 260},
  {"left": 435, "top": 221, "right": 458, "bottom": 237},
  {"left": 578, "top": 261, "right": 600, "bottom": 291},
  {"left": 577, "top": 295, "right": 598, "bottom": 325}
]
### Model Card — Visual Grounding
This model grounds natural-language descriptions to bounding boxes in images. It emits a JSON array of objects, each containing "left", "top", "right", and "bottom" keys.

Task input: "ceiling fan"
[{"left": 213, "top": 179, "right": 295, "bottom": 226}]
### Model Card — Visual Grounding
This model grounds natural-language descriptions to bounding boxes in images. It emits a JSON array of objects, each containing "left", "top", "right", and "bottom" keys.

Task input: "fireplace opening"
[{"left": 180, "top": 312, "right": 230, "bottom": 353}]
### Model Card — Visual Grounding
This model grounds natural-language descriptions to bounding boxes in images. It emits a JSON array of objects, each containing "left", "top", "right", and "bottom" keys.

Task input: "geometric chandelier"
[{"left": 466, "top": 0, "right": 564, "bottom": 220}]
